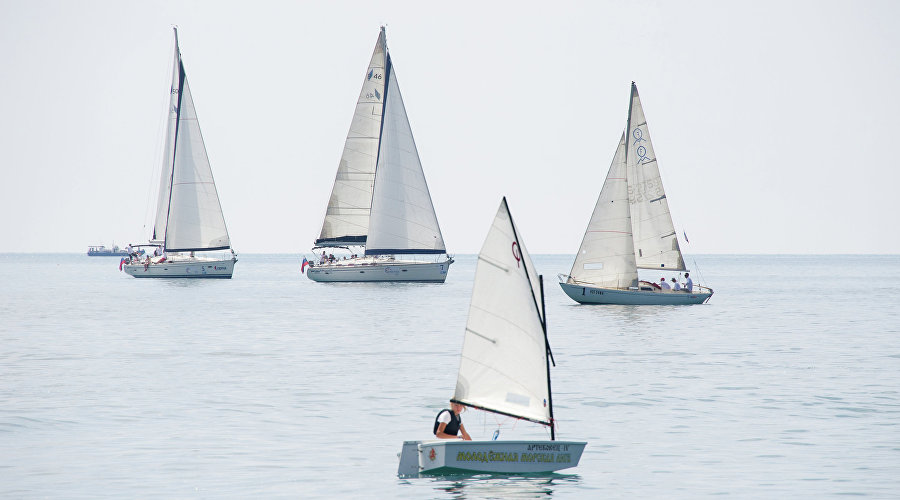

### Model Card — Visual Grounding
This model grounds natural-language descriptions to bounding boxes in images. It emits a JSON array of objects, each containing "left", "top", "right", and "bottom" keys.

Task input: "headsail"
[
  {"left": 316, "top": 29, "right": 387, "bottom": 247},
  {"left": 453, "top": 198, "right": 551, "bottom": 426},
  {"left": 364, "top": 52, "right": 446, "bottom": 255},
  {"left": 625, "top": 83, "right": 686, "bottom": 271},
  {"left": 568, "top": 132, "right": 638, "bottom": 288},
  {"left": 155, "top": 29, "right": 231, "bottom": 252}
]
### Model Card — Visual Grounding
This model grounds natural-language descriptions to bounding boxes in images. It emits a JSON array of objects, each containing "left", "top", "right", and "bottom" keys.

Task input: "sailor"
[
  {"left": 433, "top": 401, "right": 472, "bottom": 440},
  {"left": 670, "top": 277, "right": 681, "bottom": 291},
  {"left": 659, "top": 277, "right": 671, "bottom": 290},
  {"left": 683, "top": 272, "right": 693, "bottom": 292}
]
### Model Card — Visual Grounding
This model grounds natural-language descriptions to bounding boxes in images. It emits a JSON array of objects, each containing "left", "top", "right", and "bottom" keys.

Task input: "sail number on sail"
[{"left": 627, "top": 178, "right": 663, "bottom": 204}]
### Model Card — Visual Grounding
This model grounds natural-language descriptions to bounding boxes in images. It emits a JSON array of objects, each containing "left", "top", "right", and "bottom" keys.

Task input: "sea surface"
[{"left": 1, "top": 254, "right": 898, "bottom": 498}]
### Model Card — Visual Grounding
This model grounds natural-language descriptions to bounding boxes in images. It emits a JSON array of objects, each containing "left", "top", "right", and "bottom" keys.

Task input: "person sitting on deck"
[
  {"left": 659, "top": 277, "right": 671, "bottom": 290},
  {"left": 433, "top": 402, "right": 472, "bottom": 440},
  {"left": 683, "top": 272, "right": 693, "bottom": 292},
  {"left": 671, "top": 277, "right": 681, "bottom": 291}
]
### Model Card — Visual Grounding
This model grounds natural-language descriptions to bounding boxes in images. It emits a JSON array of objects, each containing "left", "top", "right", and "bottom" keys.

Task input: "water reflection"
[{"left": 427, "top": 473, "right": 581, "bottom": 499}]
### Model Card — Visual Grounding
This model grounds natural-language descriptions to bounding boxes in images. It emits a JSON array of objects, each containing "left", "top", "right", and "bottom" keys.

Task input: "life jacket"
[{"left": 433, "top": 408, "right": 461, "bottom": 436}]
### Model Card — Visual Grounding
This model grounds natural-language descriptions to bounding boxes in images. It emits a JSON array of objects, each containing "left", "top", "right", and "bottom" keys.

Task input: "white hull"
[
  {"left": 559, "top": 281, "right": 712, "bottom": 305},
  {"left": 306, "top": 258, "right": 452, "bottom": 283},
  {"left": 123, "top": 257, "right": 235, "bottom": 279},
  {"left": 398, "top": 440, "right": 585, "bottom": 477}
]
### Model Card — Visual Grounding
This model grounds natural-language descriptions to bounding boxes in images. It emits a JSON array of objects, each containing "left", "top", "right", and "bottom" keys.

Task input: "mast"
[
  {"left": 539, "top": 275, "right": 556, "bottom": 440},
  {"left": 373, "top": 26, "right": 389, "bottom": 183},
  {"left": 163, "top": 27, "right": 185, "bottom": 251},
  {"left": 503, "top": 197, "right": 554, "bottom": 435}
]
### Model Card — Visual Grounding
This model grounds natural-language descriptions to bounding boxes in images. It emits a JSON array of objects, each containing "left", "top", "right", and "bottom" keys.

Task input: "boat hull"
[
  {"left": 398, "top": 440, "right": 585, "bottom": 478},
  {"left": 122, "top": 258, "right": 235, "bottom": 278},
  {"left": 560, "top": 282, "right": 712, "bottom": 305},
  {"left": 306, "top": 259, "right": 452, "bottom": 283}
]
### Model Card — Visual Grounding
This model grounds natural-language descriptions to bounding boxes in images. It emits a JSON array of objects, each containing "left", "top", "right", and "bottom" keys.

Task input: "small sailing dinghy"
[
  {"left": 306, "top": 27, "right": 452, "bottom": 283},
  {"left": 559, "top": 83, "right": 712, "bottom": 304},
  {"left": 398, "top": 198, "right": 586, "bottom": 477},
  {"left": 122, "top": 29, "right": 237, "bottom": 279}
]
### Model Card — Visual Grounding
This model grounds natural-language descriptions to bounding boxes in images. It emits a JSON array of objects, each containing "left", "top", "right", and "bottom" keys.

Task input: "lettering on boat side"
[{"left": 454, "top": 450, "right": 572, "bottom": 464}]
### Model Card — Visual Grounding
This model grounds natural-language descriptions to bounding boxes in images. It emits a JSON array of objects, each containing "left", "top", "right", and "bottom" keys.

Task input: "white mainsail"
[
  {"left": 316, "top": 29, "right": 387, "bottom": 247},
  {"left": 151, "top": 29, "right": 231, "bottom": 252},
  {"left": 454, "top": 198, "right": 551, "bottom": 425},
  {"left": 365, "top": 55, "right": 446, "bottom": 255},
  {"left": 625, "top": 83, "right": 686, "bottom": 270},
  {"left": 568, "top": 132, "right": 638, "bottom": 288}
]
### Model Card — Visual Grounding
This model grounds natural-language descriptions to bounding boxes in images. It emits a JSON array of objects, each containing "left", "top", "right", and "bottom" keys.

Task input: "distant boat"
[
  {"left": 306, "top": 27, "right": 453, "bottom": 283},
  {"left": 559, "top": 83, "right": 712, "bottom": 305},
  {"left": 87, "top": 245, "right": 127, "bottom": 257},
  {"left": 122, "top": 28, "right": 237, "bottom": 279},
  {"left": 398, "top": 198, "right": 585, "bottom": 477}
]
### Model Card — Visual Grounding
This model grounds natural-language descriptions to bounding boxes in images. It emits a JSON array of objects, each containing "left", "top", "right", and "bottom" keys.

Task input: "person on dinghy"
[{"left": 433, "top": 402, "right": 472, "bottom": 440}]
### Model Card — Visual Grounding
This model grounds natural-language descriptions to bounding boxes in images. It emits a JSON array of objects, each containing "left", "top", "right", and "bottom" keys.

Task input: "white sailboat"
[
  {"left": 306, "top": 27, "right": 452, "bottom": 283},
  {"left": 123, "top": 29, "right": 237, "bottom": 279},
  {"left": 398, "top": 198, "right": 586, "bottom": 477},
  {"left": 559, "top": 83, "right": 711, "bottom": 304}
]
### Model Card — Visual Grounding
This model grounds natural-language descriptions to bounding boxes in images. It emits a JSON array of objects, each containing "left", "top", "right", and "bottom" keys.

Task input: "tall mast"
[
  {"left": 539, "top": 275, "right": 556, "bottom": 440},
  {"left": 163, "top": 27, "right": 185, "bottom": 251},
  {"left": 371, "top": 25, "right": 391, "bottom": 238},
  {"left": 503, "top": 197, "right": 555, "bottom": 435}
]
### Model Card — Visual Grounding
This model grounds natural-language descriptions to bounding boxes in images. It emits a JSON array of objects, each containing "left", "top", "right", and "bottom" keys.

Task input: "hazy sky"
[{"left": 2, "top": 0, "right": 898, "bottom": 254}]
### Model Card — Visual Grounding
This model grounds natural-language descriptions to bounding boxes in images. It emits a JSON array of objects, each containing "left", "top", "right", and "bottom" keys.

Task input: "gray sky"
[{"left": 2, "top": 0, "right": 898, "bottom": 254}]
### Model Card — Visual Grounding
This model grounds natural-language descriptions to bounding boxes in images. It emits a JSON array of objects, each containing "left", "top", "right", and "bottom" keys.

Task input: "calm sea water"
[{"left": 1, "top": 254, "right": 898, "bottom": 498}]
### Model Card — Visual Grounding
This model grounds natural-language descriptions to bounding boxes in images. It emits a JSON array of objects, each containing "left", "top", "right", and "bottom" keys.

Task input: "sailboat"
[
  {"left": 306, "top": 27, "right": 452, "bottom": 283},
  {"left": 122, "top": 28, "right": 237, "bottom": 279},
  {"left": 559, "top": 83, "right": 711, "bottom": 304},
  {"left": 398, "top": 198, "right": 586, "bottom": 477}
]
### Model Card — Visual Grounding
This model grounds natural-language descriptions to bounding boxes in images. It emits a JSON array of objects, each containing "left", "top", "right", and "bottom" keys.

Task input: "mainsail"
[
  {"left": 625, "top": 83, "right": 685, "bottom": 270},
  {"left": 153, "top": 29, "right": 231, "bottom": 252},
  {"left": 453, "top": 198, "right": 551, "bottom": 426},
  {"left": 315, "top": 27, "right": 446, "bottom": 255},
  {"left": 365, "top": 52, "right": 446, "bottom": 255},
  {"left": 567, "top": 132, "right": 638, "bottom": 288},
  {"left": 316, "top": 29, "right": 387, "bottom": 247}
]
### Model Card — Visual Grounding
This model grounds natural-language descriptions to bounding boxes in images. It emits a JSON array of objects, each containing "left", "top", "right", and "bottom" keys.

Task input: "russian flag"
[{"left": 301, "top": 257, "right": 310, "bottom": 274}]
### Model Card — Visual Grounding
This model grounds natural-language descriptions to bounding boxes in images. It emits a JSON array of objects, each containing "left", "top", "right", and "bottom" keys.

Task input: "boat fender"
[{"left": 492, "top": 429, "right": 500, "bottom": 441}]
